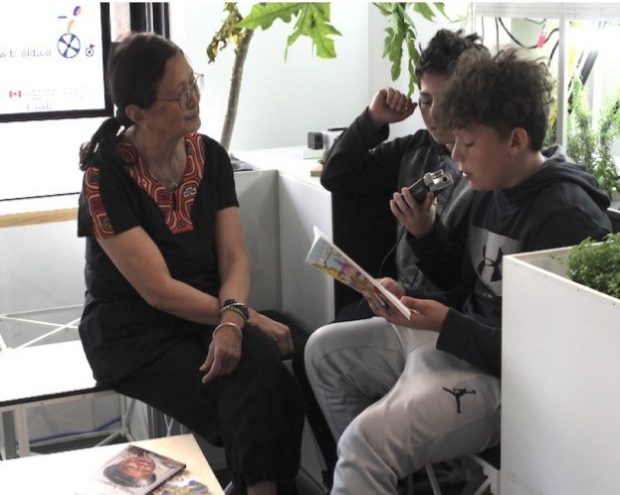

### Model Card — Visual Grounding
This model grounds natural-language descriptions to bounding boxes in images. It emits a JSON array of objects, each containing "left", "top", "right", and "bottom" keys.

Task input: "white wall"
[
  {"left": 0, "top": 2, "right": 463, "bottom": 200},
  {"left": 0, "top": 117, "right": 104, "bottom": 200},
  {"left": 170, "top": 1, "right": 369, "bottom": 152}
]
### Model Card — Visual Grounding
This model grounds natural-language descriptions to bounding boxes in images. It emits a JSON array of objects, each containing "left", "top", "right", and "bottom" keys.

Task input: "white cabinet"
[
  {"left": 234, "top": 169, "right": 281, "bottom": 312},
  {"left": 278, "top": 173, "right": 334, "bottom": 332},
  {"left": 234, "top": 148, "right": 335, "bottom": 332},
  {"left": 502, "top": 248, "right": 620, "bottom": 495}
]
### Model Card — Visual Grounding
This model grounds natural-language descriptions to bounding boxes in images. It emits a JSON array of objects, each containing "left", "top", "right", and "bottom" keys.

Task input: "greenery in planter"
[
  {"left": 567, "top": 232, "right": 620, "bottom": 299},
  {"left": 566, "top": 77, "right": 620, "bottom": 197}
]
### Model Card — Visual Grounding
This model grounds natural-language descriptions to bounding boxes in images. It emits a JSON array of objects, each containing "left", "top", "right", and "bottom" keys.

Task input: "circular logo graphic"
[{"left": 57, "top": 32, "right": 81, "bottom": 58}]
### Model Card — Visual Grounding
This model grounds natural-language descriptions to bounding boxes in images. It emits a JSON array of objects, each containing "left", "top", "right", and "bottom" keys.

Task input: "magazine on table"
[
  {"left": 75, "top": 445, "right": 186, "bottom": 495},
  {"left": 305, "top": 226, "right": 411, "bottom": 319},
  {"left": 152, "top": 474, "right": 211, "bottom": 494}
]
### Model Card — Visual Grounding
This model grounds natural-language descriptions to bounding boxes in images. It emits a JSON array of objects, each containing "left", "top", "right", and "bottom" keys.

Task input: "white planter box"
[{"left": 501, "top": 247, "right": 620, "bottom": 495}]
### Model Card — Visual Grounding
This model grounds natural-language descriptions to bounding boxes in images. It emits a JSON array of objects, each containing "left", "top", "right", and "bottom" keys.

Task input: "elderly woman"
[{"left": 77, "top": 33, "right": 303, "bottom": 495}]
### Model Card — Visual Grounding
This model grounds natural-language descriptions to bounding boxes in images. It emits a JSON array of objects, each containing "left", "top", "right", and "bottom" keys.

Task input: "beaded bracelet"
[
  {"left": 220, "top": 301, "right": 249, "bottom": 322},
  {"left": 213, "top": 322, "right": 243, "bottom": 340},
  {"left": 220, "top": 305, "right": 248, "bottom": 322}
]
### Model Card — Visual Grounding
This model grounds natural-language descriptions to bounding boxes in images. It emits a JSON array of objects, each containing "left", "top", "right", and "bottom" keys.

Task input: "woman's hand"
[
  {"left": 200, "top": 325, "right": 242, "bottom": 383},
  {"left": 390, "top": 187, "right": 436, "bottom": 238},
  {"left": 249, "top": 309, "right": 294, "bottom": 357}
]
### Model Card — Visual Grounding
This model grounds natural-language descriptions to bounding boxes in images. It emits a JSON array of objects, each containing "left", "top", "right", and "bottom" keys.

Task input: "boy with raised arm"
[{"left": 322, "top": 30, "right": 487, "bottom": 321}]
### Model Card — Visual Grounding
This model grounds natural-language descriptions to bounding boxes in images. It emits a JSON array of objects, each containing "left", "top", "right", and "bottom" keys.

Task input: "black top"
[
  {"left": 321, "top": 108, "right": 473, "bottom": 291},
  {"left": 408, "top": 147, "right": 613, "bottom": 378},
  {"left": 77, "top": 133, "right": 238, "bottom": 384}
]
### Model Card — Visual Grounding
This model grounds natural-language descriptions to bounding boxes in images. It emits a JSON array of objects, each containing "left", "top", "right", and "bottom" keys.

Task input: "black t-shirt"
[{"left": 77, "top": 133, "right": 238, "bottom": 384}]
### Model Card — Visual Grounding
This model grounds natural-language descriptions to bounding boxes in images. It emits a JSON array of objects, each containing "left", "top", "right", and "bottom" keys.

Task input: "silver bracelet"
[
  {"left": 213, "top": 322, "right": 243, "bottom": 340},
  {"left": 220, "top": 305, "right": 247, "bottom": 322},
  {"left": 219, "top": 302, "right": 249, "bottom": 322}
]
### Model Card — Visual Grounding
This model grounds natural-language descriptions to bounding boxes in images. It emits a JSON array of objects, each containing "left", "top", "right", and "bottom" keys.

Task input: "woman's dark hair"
[
  {"left": 414, "top": 29, "right": 486, "bottom": 83},
  {"left": 436, "top": 48, "right": 554, "bottom": 151},
  {"left": 79, "top": 33, "right": 182, "bottom": 171}
]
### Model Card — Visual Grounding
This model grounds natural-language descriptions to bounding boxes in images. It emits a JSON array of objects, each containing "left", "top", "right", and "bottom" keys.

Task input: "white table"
[
  {"left": 0, "top": 340, "right": 121, "bottom": 458},
  {"left": 0, "top": 433, "right": 224, "bottom": 495}
]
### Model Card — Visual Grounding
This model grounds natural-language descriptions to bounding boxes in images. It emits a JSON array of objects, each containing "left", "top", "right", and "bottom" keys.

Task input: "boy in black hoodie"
[
  {"left": 322, "top": 30, "right": 487, "bottom": 321},
  {"left": 305, "top": 48, "right": 611, "bottom": 495}
]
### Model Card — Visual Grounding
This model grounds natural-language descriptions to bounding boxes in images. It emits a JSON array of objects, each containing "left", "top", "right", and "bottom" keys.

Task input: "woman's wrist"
[
  {"left": 219, "top": 299, "right": 249, "bottom": 326},
  {"left": 213, "top": 321, "right": 243, "bottom": 340}
]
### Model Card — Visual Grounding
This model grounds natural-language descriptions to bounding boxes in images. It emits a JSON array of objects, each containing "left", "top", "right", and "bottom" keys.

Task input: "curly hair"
[
  {"left": 414, "top": 29, "right": 487, "bottom": 82},
  {"left": 436, "top": 48, "right": 555, "bottom": 150}
]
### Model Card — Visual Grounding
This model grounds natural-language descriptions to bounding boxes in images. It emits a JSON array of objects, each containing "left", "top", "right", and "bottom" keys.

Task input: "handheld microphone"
[{"left": 408, "top": 170, "right": 453, "bottom": 203}]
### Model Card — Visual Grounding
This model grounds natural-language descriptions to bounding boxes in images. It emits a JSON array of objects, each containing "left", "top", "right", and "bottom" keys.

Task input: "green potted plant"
[
  {"left": 566, "top": 77, "right": 620, "bottom": 198},
  {"left": 566, "top": 232, "right": 620, "bottom": 299}
]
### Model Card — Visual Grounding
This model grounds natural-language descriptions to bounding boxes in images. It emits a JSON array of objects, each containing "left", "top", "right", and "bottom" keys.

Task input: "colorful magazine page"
[
  {"left": 75, "top": 445, "right": 186, "bottom": 495},
  {"left": 305, "top": 226, "right": 411, "bottom": 318},
  {"left": 152, "top": 474, "right": 210, "bottom": 495}
]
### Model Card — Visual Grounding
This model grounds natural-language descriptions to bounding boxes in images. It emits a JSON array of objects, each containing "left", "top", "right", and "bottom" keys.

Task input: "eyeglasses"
[{"left": 156, "top": 73, "right": 204, "bottom": 110}]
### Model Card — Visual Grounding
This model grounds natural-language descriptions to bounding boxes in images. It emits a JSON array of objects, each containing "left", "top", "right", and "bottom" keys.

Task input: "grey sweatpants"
[{"left": 305, "top": 317, "right": 500, "bottom": 495}]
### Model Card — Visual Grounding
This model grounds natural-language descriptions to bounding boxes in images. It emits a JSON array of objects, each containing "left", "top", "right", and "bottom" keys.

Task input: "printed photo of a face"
[{"left": 103, "top": 452, "right": 157, "bottom": 488}]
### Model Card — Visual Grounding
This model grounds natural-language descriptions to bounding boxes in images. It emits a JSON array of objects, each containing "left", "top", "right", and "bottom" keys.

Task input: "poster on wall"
[{"left": 0, "top": 3, "right": 111, "bottom": 122}]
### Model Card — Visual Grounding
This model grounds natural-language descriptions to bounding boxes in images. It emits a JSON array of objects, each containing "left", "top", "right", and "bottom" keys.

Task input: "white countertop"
[{"left": 233, "top": 146, "right": 324, "bottom": 189}]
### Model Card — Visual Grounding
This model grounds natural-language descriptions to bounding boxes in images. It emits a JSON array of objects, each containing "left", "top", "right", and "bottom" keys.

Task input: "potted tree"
[{"left": 207, "top": 2, "right": 448, "bottom": 150}]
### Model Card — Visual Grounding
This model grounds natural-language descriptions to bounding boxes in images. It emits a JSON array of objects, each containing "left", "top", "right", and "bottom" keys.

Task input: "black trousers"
[
  {"left": 261, "top": 310, "right": 338, "bottom": 488},
  {"left": 334, "top": 298, "right": 375, "bottom": 322},
  {"left": 113, "top": 323, "right": 304, "bottom": 494}
]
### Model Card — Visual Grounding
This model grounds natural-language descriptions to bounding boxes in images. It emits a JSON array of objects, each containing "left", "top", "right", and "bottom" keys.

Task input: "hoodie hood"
[{"left": 505, "top": 144, "right": 611, "bottom": 211}]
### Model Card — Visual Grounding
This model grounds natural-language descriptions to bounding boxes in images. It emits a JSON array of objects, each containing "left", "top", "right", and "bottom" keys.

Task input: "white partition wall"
[
  {"left": 502, "top": 249, "right": 620, "bottom": 495},
  {"left": 278, "top": 174, "right": 334, "bottom": 332},
  {"left": 234, "top": 169, "right": 281, "bottom": 311},
  {"left": 234, "top": 147, "right": 336, "bottom": 332}
]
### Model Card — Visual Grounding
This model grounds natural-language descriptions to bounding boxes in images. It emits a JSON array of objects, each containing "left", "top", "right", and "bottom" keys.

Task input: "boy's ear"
[{"left": 508, "top": 127, "right": 529, "bottom": 154}]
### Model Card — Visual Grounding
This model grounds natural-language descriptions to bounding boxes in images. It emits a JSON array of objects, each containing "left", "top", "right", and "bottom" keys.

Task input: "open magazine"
[
  {"left": 152, "top": 474, "right": 210, "bottom": 495},
  {"left": 75, "top": 445, "right": 186, "bottom": 495},
  {"left": 305, "top": 226, "right": 411, "bottom": 319}
]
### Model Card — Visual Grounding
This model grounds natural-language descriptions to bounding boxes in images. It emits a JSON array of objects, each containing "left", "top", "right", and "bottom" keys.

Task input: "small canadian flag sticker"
[{"left": 9, "top": 90, "right": 22, "bottom": 98}]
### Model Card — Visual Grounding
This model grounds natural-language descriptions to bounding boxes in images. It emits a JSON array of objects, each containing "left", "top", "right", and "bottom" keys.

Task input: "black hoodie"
[
  {"left": 321, "top": 108, "right": 473, "bottom": 292},
  {"left": 408, "top": 145, "right": 612, "bottom": 378}
]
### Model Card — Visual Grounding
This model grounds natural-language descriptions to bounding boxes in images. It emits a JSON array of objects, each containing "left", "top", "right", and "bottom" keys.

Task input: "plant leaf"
[
  {"left": 207, "top": 3, "right": 245, "bottom": 63},
  {"left": 284, "top": 3, "right": 341, "bottom": 59},
  {"left": 412, "top": 3, "right": 437, "bottom": 21},
  {"left": 236, "top": 3, "right": 303, "bottom": 30}
]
